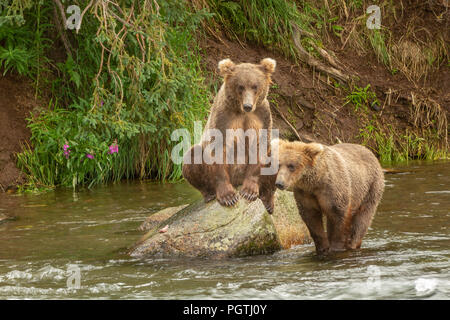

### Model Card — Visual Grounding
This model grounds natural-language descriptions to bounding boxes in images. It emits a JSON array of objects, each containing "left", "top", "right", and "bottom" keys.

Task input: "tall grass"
[
  {"left": 359, "top": 122, "right": 448, "bottom": 164},
  {"left": 192, "top": 0, "right": 326, "bottom": 60},
  {"left": 3, "top": 0, "right": 212, "bottom": 190}
]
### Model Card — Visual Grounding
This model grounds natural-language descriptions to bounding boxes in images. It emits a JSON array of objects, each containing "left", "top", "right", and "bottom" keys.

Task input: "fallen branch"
[
  {"left": 271, "top": 104, "right": 302, "bottom": 141},
  {"left": 309, "top": 41, "right": 341, "bottom": 69},
  {"left": 296, "top": 96, "right": 316, "bottom": 111},
  {"left": 292, "top": 23, "right": 349, "bottom": 83}
]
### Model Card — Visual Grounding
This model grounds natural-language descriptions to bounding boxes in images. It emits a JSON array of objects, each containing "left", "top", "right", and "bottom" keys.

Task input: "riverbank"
[
  {"left": 0, "top": 74, "right": 41, "bottom": 191},
  {"left": 197, "top": 0, "right": 449, "bottom": 160},
  {"left": 0, "top": 0, "right": 448, "bottom": 191}
]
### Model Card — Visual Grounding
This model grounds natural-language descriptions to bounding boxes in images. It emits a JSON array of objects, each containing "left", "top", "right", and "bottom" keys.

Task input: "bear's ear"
[
  {"left": 218, "top": 58, "right": 235, "bottom": 77},
  {"left": 303, "top": 143, "right": 324, "bottom": 160},
  {"left": 260, "top": 58, "right": 276, "bottom": 74}
]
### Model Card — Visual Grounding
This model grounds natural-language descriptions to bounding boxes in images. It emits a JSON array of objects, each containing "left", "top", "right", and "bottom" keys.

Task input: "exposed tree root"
[
  {"left": 292, "top": 23, "right": 350, "bottom": 83},
  {"left": 270, "top": 104, "right": 302, "bottom": 141}
]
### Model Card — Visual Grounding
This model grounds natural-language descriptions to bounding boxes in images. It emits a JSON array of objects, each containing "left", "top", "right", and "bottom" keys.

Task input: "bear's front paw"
[
  {"left": 264, "top": 202, "right": 274, "bottom": 214},
  {"left": 240, "top": 179, "right": 259, "bottom": 202},
  {"left": 261, "top": 198, "right": 274, "bottom": 214},
  {"left": 260, "top": 193, "right": 274, "bottom": 214},
  {"left": 216, "top": 184, "right": 239, "bottom": 207}
]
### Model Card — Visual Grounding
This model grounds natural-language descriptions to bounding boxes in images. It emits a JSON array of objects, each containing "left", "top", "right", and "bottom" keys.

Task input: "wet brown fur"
[
  {"left": 273, "top": 139, "right": 385, "bottom": 254},
  {"left": 182, "top": 58, "right": 277, "bottom": 213}
]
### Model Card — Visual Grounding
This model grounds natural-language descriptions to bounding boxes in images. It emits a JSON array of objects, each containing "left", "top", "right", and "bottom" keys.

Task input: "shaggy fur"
[
  {"left": 182, "top": 58, "right": 278, "bottom": 213},
  {"left": 273, "top": 139, "right": 385, "bottom": 254}
]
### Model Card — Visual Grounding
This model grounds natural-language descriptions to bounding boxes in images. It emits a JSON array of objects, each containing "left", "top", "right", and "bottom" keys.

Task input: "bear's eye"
[
  {"left": 238, "top": 85, "right": 245, "bottom": 92},
  {"left": 251, "top": 85, "right": 258, "bottom": 91},
  {"left": 287, "top": 164, "right": 295, "bottom": 172}
]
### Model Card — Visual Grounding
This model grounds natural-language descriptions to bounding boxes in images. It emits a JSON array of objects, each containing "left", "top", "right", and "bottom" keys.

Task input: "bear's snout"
[
  {"left": 275, "top": 181, "right": 285, "bottom": 190},
  {"left": 243, "top": 103, "right": 253, "bottom": 112}
]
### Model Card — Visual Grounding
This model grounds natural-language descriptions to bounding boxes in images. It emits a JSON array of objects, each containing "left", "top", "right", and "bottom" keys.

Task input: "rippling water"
[{"left": 0, "top": 161, "right": 449, "bottom": 299}]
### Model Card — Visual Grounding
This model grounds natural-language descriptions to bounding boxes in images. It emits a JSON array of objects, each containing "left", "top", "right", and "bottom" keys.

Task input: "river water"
[{"left": 0, "top": 161, "right": 449, "bottom": 299}]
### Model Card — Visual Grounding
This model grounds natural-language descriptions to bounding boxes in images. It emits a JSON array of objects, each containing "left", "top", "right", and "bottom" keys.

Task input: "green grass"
[
  {"left": 359, "top": 122, "right": 448, "bottom": 164},
  {"left": 368, "top": 29, "right": 392, "bottom": 69},
  {"left": 345, "top": 84, "right": 379, "bottom": 112},
  {"left": 0, "top": 44, "right": 33, "bottom": 75},
  {"left": 196, "top": 0, "right": 326, "bottom": 61}
]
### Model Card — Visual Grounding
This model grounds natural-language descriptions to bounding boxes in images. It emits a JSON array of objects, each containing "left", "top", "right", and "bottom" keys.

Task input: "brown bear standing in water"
[
  {"left": 272, "top": 139, "right": 384, "bottom": 254},
  {"left": 182, "top": 58, "right": 278, "bottom": 213}
]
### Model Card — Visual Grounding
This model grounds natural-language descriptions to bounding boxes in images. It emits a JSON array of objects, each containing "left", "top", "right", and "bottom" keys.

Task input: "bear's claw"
[
  {"left": 264, "top": 203, "right": 274, "bottom": 214},
  {"left": 240, "top": 179, "right": 259, "bottom": 202},
  {"left": 261, "top": 197, "right": 274, "bottom": 214},
  {"left": 240, "top": 189, "right": 258, "bottom": 201},
  {"left": 217, "top": 188, "right": 239, "bottom": 207}
]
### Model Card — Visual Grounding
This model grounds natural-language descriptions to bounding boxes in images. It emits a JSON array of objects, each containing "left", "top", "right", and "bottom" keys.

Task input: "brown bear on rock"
[
  {"left": 182, "top": 58, "right": 278, "bottom": 213},
  {"left": 272, "top": 139, "right": 384, "bottom": 254}
]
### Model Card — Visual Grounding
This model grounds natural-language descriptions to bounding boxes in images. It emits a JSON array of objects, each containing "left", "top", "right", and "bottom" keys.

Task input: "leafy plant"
[
  {"left": 345, "top": 84, "right": 379, "bottom": 111},
  {"left": 0, "top": 44, "right": 32, "bottom": 75},
  {"left": 14, "top": 0, "right": 212, "bottom": 190}
]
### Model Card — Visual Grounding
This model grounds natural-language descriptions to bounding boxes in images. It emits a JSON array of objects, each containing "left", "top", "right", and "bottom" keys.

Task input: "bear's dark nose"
[
  {"left": 243, "top": 104, "right": 253, "bottom": 112},
  {"left": 275, "top": 181, "right": 285, "bottom": 190}
]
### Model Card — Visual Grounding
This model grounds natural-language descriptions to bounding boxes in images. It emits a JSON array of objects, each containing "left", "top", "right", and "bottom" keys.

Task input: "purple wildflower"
[
  {"left": 86, "top": 153, "right": 94, "bottom": 159},
  {"left": 63, "top": 144, "right": 70, "bottom": 159},
  {"left": 108, "top": 145, "right": 118, "bottom": 154},
  {"left": 100, "top": 100, "right": 104, "bottom": 106},
  {"left": 108, "top": 140, "right": 119, "bottom": 154}
]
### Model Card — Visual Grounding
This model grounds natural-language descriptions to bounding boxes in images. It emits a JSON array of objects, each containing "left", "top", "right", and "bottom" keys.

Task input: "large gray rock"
[{"left": 130, "top": 190, "right": 311, "bottom": 259}]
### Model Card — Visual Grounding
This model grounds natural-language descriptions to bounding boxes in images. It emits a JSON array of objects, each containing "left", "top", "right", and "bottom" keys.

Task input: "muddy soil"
[
  {"left": 0, "top": 74, "right": 39, "bottom": 191},
  {"left": 199, "top": 1, "right": 449, "bottom": 146}
]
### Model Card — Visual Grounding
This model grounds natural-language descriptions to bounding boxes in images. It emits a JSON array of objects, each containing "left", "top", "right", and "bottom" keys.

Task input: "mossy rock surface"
[{"left": 130, "top": 190, "right": 311, "bottom": 259}]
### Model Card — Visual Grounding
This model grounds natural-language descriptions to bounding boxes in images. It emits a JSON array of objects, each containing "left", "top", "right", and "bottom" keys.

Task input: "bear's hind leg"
[
  {"left": 346, "top": 203, "right": 377, "bottom": 249},
  {"left": 347, "top": 180, "right": 383, "bottom": 249},
  {"left": 323, "top": 203, "right": 352, "bottom": 252}
]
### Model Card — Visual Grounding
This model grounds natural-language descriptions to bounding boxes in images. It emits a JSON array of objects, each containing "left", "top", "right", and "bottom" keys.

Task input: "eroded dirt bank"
[
  {"left": 0, "top": 74, "right": 40, "bottom": 191},
  {"left": 199, "top": 3, "right": 449, "bottom": 148}
]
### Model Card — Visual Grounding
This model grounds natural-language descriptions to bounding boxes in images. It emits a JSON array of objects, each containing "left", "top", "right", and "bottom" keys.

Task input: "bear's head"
[
  {"left": 218, "top": 58, "right": 276, "bottom": 113},
  {"left": 271, "top": 139, "right": 324, "bottom": 190}
]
